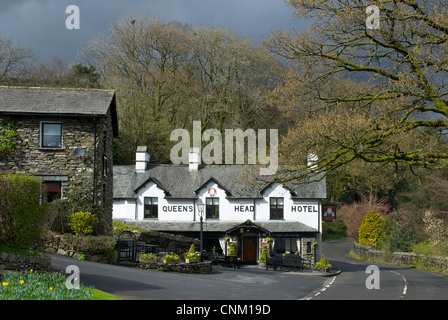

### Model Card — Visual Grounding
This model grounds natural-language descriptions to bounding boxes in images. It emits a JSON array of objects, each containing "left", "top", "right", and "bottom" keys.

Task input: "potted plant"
[
  {"left": 258, "top": 244, "right": 268, "bottom": 268},
  {"left": 314, "top": 257, "right": 332, "bottom": 272},
  {"left": 139, "top": 252, "right": 158, "bottom": 264},
  {"left": 184, "top": 251, "right": 201, "bottom": 263},
  {"left": 163, "top": 253, "right": 180, "bottom": 264}
]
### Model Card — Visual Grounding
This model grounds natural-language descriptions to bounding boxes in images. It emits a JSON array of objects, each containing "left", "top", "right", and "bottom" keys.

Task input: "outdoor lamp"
[{"left": 197, "top": 199, "right": 205, "bottom": 260}]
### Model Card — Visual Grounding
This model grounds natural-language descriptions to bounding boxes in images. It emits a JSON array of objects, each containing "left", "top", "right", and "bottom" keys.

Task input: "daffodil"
[
  {"left": 2, "top": 282, "right": 8, "bottom": 286},
  {"left": 49, "top": 287, "right": 53, "bottom": 291},
  {"left": 20, "top": 280, "right": 24, "bottom": 285}
]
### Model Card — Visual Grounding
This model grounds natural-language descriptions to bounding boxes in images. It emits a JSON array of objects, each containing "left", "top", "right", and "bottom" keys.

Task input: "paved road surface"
[
  {"left": 50, "top": 255, "right": 327, "bottom": 300},
  {"left": 50, "top": 238, "right": 448, "bottom": 300},
  {"left": 309, "top": 238, "right": 448, "bottom": 300}
]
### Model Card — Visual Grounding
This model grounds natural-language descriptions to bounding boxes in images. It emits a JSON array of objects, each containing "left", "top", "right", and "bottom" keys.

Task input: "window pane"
[
  {"left": 213, "top": 198, "right": 219, "bottom": 205},
  {"left": 42, "top": 123, "right": 62, "bottom": 148},
  {"left": 206, "top": 198, "right": 213, "bottom": 205}
]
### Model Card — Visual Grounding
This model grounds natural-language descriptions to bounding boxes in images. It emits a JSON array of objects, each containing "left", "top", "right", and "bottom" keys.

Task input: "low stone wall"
[
  {"left": 353, "top": 242, "right": 448, "bottom": 271},
  {"left": 0, "top": 252, "right": 51, "bottom": 274},
  {"left": 34, "top": 231, "right": 116, "bottom": 263},
  {"left": 136, "top": 261, "right": 213, "bottom": 274}
]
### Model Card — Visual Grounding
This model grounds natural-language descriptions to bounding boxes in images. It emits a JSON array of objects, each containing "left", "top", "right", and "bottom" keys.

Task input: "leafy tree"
[{"left": 264, "top": 0, "right": 448, "bottom": 181}]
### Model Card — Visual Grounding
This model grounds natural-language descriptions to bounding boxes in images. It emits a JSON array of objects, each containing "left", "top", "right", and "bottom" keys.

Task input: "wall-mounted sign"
[
  {"left": 322, "top": 204, "right": 336, "bottom": 222},
  {"left": 234, "top": 205, "right": 254, "bottom": 212},
  {"left": 291, "top": 205, "right": 318, "bottom": 213},
  {"left": 208, "top": 187, "right": 217, "bottom": 197},
  {"left": 162, "top": 205, "right": 194, "bottom": 213}
]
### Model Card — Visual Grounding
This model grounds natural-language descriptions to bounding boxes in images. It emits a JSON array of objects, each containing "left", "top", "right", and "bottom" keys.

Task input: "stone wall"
[
  {"left": 0, "top": 252, "right": 51, "bottom": 275},
  {"left": 353, "top": 241, "right": 448, "bottom": 271},
  {"left": 137, "top": 261, "right": 213, "bottom": 274},
  {"left": 34, "top": 231, "right": 116, "bottom": 264}
]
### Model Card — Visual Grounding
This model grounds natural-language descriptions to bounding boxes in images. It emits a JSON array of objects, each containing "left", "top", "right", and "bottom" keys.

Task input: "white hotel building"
[{"left": 113, "top": 147, "right": 326, "bottom": 265}]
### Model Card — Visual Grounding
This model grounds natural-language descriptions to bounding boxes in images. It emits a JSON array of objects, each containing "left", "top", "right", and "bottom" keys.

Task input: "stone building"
[
  {"left": 0, "top": 86, "right": 118, "bottom": 234},
  {"left": 114, "top": 147, "right": 326, "bottom": 265}
]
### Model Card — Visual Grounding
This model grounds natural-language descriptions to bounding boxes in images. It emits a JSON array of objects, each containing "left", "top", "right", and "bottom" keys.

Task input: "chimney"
[
  {"left": 136, "top": 146, "right": 150, "bottom": 172},
  {"left": 188, "top": 147, "right": 201, "bottom": 172},
  {"left": 307, "top": 153, "right": 318, "bottom": 170}
]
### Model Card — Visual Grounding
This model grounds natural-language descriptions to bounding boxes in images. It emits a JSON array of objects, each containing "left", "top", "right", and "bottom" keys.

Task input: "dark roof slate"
[
  {"left": 113, "top": 164, "right": 327, "bottom": 200},
  {"left": 0, "top": 86, "right": 116, "bottom": 117}
]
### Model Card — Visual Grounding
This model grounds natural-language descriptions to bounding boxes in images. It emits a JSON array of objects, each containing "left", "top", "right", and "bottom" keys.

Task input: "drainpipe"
[{"left": 92, "top": 117, "right": 97, "bottom": 205}]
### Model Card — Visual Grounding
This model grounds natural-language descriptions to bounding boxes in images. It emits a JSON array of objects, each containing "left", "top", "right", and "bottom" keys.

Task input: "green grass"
[{"left": 0, "top": 270, "right": 121, "bottom": 300}]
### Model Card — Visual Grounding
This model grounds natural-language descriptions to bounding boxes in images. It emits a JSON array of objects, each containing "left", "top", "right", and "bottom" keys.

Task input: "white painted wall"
[{"left": 113, "top": 181, "right": 320, "bottom": 231}]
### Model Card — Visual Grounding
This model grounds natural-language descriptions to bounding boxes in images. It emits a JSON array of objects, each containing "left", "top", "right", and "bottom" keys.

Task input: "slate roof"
[
  {"left": 114, "top": 218, "right": 319, "bottom": 233},
  {"left": 113, "top": 164, "right": 327, "bottom": 200},
  {"left": 0, "top": 86, "right": 118, "bottom": 136}
]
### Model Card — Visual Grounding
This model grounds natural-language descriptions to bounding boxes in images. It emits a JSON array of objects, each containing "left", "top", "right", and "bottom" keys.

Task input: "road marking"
[
  {"left": 390, "top": 270, "right": 408, "bottom": 297},
  {"left": 303, "top": 276, "right": 336, "bottom": 300}
]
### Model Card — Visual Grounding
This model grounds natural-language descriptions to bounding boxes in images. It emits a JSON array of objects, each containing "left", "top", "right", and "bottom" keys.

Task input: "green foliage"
[
  {"left": 314, "top": 258, "right": 332, "bottom": 270},
  {"left": 379, "top": 211, "right": 421, "bottom": 252},
  {"left": 322, "top": 216, "right": 347, "bottom": 241},
  {"left": 258, "top": 244, "right": 268, "bottom": 262},
  {"left": 0, "top": 173, "right": 46, "bottom": 249},
  {"left": 0, "top": 270, "right": 93, "bottom": 300},
  {"left": 228, "top": 242, "right": 237, "bottom": 256},
  {"left": 358, "top": 210, "right": 383, "bottom": 247},
  {"left": 188, "top": 244, "right": 196, "bottom": 254},
  {"left": 67, "top": 211, "right": 98, "bottom": 237},
  {"left": 0, "top": 119, "right": 17, "bottom": 153}
]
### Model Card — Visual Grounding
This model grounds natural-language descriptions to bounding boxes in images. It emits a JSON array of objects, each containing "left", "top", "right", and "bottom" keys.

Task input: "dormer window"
[{"left": 41, "top": 122, "right": 62, "bottom": 148}]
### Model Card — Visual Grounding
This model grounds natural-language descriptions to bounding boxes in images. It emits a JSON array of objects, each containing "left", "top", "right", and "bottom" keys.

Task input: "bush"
[
  {"left": 379, "top": 211, "right": 421, "bottom": 252},
  {"left": 67, "top": 212, "right": 98, "bottom": 237},
  {"left": 259, "top": 244, "right": 268, "bottom": 262},
  {"left": 0, "top": 173, "right": 46, "bottom": 249},
  {"left": 314, "top": 258, "right": 332, "bottom": 270},
  {"left": 228, "top": 242, "right": 237, "bottom": 256},
  {"left": 338, "top": 194, "right": 390, "bottom": 241},
  {"left": 358, "top": 210, "right": 383, "bottom": 247}
]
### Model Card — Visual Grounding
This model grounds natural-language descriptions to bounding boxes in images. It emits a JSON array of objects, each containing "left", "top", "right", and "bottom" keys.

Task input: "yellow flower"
[
  {"left": 2, "top": 282, "right": 8, "bottom": 286},
  {"left": 30, "top": 269, "right": 33, "bottom": 272},
  {"left": 49, "top": 287, "right": 53, "bottom": 291},
  {"left": 20, "top": 280, "right": 24, "bottom": 285}
]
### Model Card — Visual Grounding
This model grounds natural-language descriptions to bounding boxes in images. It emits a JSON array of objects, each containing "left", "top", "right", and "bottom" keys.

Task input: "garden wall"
[
  {"left": 34, "top": 231, "right": 116, "bottom": 264},
  {"left": 0, "top": 252, "right": 51, "bottom": 274},
  {"left": 353, "top": 242, "right": 448, "bottom": 271}
]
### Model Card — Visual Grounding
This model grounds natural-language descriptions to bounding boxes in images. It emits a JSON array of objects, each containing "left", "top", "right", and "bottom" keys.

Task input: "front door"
[{"left": 243, "top": 236, "right": 257, "bottom": 262}]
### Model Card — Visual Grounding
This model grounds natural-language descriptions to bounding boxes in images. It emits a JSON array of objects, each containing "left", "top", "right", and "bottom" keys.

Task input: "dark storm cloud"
[{"left": 0, "top": 0, "right": 302, "bottom": 62}]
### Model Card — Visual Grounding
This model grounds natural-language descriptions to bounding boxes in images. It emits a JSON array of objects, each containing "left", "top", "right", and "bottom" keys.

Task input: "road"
[
  {"left": 50, "top": 238, "right": 448, "bottom": 300},
  {"left": 309, "top": 238, "right": 448, "bottom": 300},
  {"left": 50, "top": 255, "right": 327, "bottom": 300}
]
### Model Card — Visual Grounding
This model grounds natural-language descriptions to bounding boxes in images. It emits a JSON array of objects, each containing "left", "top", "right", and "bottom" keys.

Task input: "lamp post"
[{"left": 197, "top": 199, "right": 205, "bottom": 261}]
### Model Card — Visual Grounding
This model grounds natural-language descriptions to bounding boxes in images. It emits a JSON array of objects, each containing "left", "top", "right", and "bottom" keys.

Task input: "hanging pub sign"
[{"left": 322, "top": 204, "right": 336, "bottom": 222}]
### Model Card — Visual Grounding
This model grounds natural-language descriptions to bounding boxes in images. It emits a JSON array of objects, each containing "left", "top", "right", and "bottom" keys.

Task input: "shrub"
[
  {"left": 358, "top": 210, "right": 383, "bottom": 247},
  {"left": 0, "top": 173, "right": 46, "bottom": 249},
  {"left": 258, "top": 244, "right": 268, "bottom": 262},
  {"left": 67, "top": 211, "right": 98, "bottom": 237},
  {"left": 379, "top": 211, "right": 421, "bottom": 252},
  {"left": 228, "top": 242, "right": 237, "bottom": 256},
  {"left": 314, "top": 258, "right": 332, "bottom": 270},
  {"left": 338, "top": 194, "right": 390, "bottom": 241}
]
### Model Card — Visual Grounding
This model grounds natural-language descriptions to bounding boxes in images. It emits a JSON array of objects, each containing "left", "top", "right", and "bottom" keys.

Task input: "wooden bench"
[{"left": 266, "top": 254, "right": 302, "bottom": 271}]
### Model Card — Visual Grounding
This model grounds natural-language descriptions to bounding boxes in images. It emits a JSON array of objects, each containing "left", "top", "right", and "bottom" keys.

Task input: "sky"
[{"left": 0, "top": 0, "right": 308, "bottom": 63}]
